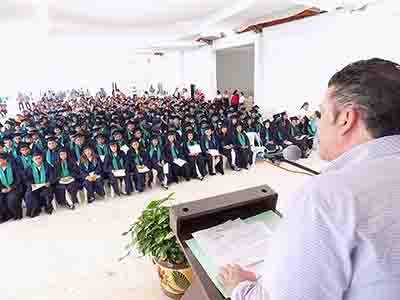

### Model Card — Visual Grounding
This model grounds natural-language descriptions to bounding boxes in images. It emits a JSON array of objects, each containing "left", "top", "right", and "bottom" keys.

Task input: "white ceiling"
[{"left": 1, "top": 0, "right": 329, "bottom": 50}]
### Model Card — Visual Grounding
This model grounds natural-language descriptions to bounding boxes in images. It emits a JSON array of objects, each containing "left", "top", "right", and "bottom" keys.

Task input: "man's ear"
[{"left": 338, "top": 108, "right": 358, "bottom": 136}]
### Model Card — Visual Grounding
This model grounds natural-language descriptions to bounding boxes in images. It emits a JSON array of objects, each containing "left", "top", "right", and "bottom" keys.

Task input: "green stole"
[
  {"left": 112, "top": 153, "right": 124, "bottom": 170},
  {"left": 61, "top": 160, "right": 70, "bottom": 177},
  {"left": 32, "top": 163, "right": 46, "bottom": 184},
  {"left": 238, "top": 133, "right": 246, "bottom": 146},
  {"left": 96, "top": 144, "right": 108, "bottom": 156},
  {"left": 46, "top": 150, "right": 55, "bottom": 167},
  {"left": 21, "top": 155, "right": 32, "bottom": 169},
  {"left": 149, "top": 145, "right": 161, "bottom": 161},
  {"left": 0, "top": 163, "right": 13, "bottom": 188},
  {"left": 171, "top": 145, "right": 178, "bottom": 159}
]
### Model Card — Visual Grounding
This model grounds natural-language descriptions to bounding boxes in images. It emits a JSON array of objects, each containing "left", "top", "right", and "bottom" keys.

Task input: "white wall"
[
  {"left": 260, "top": 10, "right": 400, "bottom": 116},
  {"left": 216, "top": 47, "right": 254, "bottom": 96},
  {"left": 183, "top": 46, "right": 216, "bottom": 98}
]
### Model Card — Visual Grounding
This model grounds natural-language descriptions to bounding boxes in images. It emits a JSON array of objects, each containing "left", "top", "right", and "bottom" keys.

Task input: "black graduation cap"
[
  {"left": 0, "top": 153, "right": 9, "bottom": 160},
  {"left": 46, "top": 135, "right": 58, "bottom": 142},
  {"left": 109, "top": 139, "right": 119, "bottom": 146},
  {"left": 112, "top": 128, "right": 124, "bottom": 136},
  {"left": 18, "top": 142, "right": 30, "bottom": 150},
  {"left": 95, "top": 132, "right": 107, "bottom": 139},
  {"left": 150, "top": 134, "right": 159, "bottom": 141},
  {"left": 82, "top": 144, "right": 93, "bottom": 151},
  {"left": 167, "top": 129, "right": 176, "bottom": 136},
  {"left": 32, "top": 150, "right": 43, "bottom": 157},
  {"left": 3, "top": 134, "right": 13, "bottom": 141},
  {"left": 58, "top": 147, "right": 68, "bottom": 154}
]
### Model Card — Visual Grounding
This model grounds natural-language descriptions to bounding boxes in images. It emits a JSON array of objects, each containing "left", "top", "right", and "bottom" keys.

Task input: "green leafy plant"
[{"left": 121, "top": 192, "right": 187, "bottom": 265}]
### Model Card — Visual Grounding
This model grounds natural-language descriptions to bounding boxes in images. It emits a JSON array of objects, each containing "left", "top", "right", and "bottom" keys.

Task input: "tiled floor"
[{"left": 0, "top": 156, "right": 322, "bottom": 300}]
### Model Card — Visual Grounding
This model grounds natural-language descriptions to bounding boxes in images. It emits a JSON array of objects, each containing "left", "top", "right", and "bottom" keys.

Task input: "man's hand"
[
  {"left": 218, "top": 264, "right": 257, "bottom": 290},
  {"left": 1, "top": 188, "right": 11, "bottom": 193}
]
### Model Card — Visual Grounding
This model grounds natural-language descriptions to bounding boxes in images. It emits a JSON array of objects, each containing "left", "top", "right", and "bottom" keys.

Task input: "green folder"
[{"left": 186, "top": 210, "right": 282, "bottom": 298}]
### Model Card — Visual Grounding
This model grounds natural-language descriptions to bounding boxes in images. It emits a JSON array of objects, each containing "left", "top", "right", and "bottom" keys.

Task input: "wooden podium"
[{"left": 170, "top": 185, "right": 279, "bottom": 300}]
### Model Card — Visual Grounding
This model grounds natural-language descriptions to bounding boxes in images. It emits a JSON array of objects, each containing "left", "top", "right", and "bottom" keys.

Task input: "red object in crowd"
[{"left": 231, "top": 94, "right": 239, "bottom": 106}]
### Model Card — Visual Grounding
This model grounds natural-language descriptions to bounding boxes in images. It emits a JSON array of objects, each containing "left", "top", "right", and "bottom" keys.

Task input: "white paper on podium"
[
  {"left": 137, "top": 166, "right": 150, "bottom": 173},
  {"left": 120, "top": 145, "right": 130, "bottom": 154},
  {"left": 32, "top": 183, "right": 47, "bottom": 191},
  {"left": 192, "top": 220, "right": 272, "bottom": 271},
  {"left": 173, "top": 158, "right": 187, "bottom": 167},
  {"left": 189, "top": 145, "right": 202, "bottom": 155},
  {"left": 112, "top": 169, "right": 126, "bottom": 177},
  {"left": 208, "top": 149, "right": 220, "bottom": 157}
]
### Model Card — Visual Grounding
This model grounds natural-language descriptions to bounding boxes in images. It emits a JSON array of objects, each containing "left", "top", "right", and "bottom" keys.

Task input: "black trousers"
[
  {"left": 167, "top": 162, "right": 191, "bottom": 184},
  {"left": 187, "top": 155, "right": 207, "bottom": 178},
  {"left": 222, "top": 148, "right": 236, "bottom": 169},
  {"left": 54, "top": 181, "right": 80, "bottom": 204},
  {"left": 236, "top": 147, "right": 252, "bottom": 169},
  {"left": 205, "top": 154, "right": 224, "bottom": 174},
  {"left": 25, "top": 187, "right": 52, "bottom": 216},
  {"left": 83, "top": 179, "right": 105, "bottom": 200},
  {"left": 131, "top": 172, "right": 146, "bottom": 192},
  {"left": 148, "top": 163, "right": 166, "bottom": 184},
  {"left": 109, "top": 173, "right": 131, "bottom": 195},
  {"left": 0, "top": 190, "right": 22, "bottom": 220}
]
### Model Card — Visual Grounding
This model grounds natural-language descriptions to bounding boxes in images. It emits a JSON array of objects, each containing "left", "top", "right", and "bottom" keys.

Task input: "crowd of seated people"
[{"left": 0, "top": 89, "right": 319, "bottom": 223}]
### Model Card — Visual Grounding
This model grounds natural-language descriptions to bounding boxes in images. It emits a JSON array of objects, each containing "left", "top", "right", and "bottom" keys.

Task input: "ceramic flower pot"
[{"left": 155, "top": 260, "right": 192, "bottom": 299}]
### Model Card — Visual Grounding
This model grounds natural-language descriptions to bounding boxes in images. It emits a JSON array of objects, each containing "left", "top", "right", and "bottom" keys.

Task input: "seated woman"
[
  {"left": 25, "top": 150, "right": 55, "bottom": 217},
  {"left": 0, "top": 153, "right": 22, "bottom": 222},
  {"left": 260, "top": 120, "right": 282, "bottom": 154},
  {"left": 218, "top": 123, "right": 239, "bottom": 171},
  {"left": 79, "top": 146, "right": 105, "bottom": 203},
  {"left": 54, "top": 148, "right": 80, "bottom": 209},
  {"left": 277, "top": 112, "right": 310, "bottom": 155},
  {"left": 163, "top": 130, "right": 191, "bottom": 184},
  {"left": 103, "top": 140, "right": 130, "bottom": 196},
  {"left": 147, "top": 135, "right": 168, "bottom": 189},
  {"left": 182, "top": 129, "right": 207, "bottom": 180},
  {"left": 126, "top": 138, "right": 149, "bottom": 193},
  {"left": 200, "top": 126, "right": 224, "bottom": 175},
  {"left": 233, "top": 123, "right": 253, "bottom": 169}
]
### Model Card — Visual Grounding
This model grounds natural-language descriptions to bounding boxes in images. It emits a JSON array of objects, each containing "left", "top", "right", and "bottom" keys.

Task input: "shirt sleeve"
[
  {"left": 231, "top": 281, "right": 269, "bottom": 300},
  {"left": 261, "top": 181, "right": 354, "bottom": 300}
]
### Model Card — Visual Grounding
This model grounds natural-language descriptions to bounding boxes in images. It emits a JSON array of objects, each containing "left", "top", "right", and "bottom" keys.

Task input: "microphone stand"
[{"left": 280, "top": 159, "right": 320, "bottom": 176}]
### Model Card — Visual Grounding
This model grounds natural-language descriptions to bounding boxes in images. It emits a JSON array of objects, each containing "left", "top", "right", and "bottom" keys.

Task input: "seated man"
[
  {"left": 0, "top": 153, "right": 22, "bottom": 222},
  {"left": 24, "top": 150, "right": 55, "bottom": 217}
]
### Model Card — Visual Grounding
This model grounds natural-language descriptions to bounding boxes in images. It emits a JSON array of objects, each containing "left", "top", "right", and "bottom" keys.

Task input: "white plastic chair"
[{"left": 246, "top": 132, "right": 266, "bottom": 166}]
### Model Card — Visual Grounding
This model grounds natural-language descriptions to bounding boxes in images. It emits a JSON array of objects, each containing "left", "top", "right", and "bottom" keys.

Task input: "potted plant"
[{"left": 121, "top": 193, "right": 192, "bottom": 299}]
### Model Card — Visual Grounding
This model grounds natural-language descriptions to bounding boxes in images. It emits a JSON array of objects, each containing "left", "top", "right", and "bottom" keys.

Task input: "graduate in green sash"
[
  {"left": 233, "top": 123, "right": 253, "bottom": 169},
  {"left": 0, "top": 153, "right": 22, "bottom": 222},
  {"left": 103, "top": 140, "right": 130, "bottom": 196},
  {"left": 24, "top": 150, "right": 55, "bottom": 218},
  {"left": 54, "top": 148, "right": 80, "bottom": 209}
]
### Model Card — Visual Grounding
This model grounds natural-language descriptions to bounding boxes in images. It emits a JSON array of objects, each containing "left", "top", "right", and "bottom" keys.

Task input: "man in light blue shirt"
[{"left": 219, "top": 58, "right": 400, "bottom": 300}]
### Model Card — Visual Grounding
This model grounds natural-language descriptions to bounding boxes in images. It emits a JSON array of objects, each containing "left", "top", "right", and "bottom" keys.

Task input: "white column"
[
  {"left": 254, "top": 31, "right": 265, "bottom": 105},
  {"left": 178, "top": 50, "right": 185, "bottom": 88},
  {"left": 208, "top": 46, "right": 217, "bottom": 100}
]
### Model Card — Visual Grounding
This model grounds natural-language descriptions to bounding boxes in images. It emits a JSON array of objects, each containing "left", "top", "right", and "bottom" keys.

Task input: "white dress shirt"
[{"left": 232, "top": 135, "right": 400, "bottom": 300}]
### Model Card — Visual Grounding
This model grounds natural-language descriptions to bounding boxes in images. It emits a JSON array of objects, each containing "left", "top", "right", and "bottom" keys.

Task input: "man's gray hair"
[{"left": 328, "top": 58, "right": 400, "bottom": 138}]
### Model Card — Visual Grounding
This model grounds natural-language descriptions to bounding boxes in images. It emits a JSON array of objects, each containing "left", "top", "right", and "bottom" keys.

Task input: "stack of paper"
[
  {"left": 188, "top": 211, "right": 280, "bottom": 298},
  {"left": 192, "top": 219, "right": 272, "bottom": 273}
]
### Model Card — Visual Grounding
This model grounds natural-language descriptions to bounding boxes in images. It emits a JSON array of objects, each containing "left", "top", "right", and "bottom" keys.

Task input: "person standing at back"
[
  {"left": 219, "top": 58, "right": 400, "bottom": 300},
  {"left": 231, "top": 90, "right": 240, "bottom": 111}
]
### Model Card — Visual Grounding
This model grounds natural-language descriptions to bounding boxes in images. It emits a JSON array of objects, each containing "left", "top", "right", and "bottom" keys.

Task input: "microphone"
[{"left": 280, "top": 145, "right": 320, "bottom": 176}]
